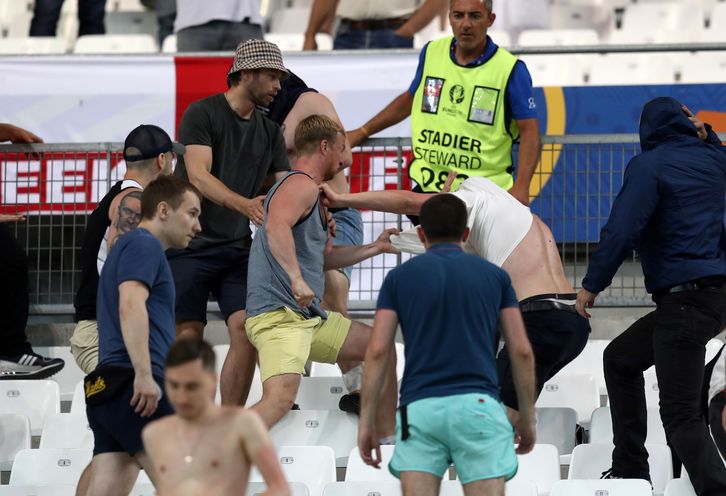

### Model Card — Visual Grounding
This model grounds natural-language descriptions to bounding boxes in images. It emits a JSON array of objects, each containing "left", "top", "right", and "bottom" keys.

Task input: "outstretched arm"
[
  {"left": 239, "top": 411, "right": 291, "bottom": 496},
  {"left": 323, "top": 228, "right": 399, "bottom": 271},
  {"left": 0, "top": 123, "right": 43, "bottom": 143},
  {"left": 348, "top": 92, "right": 414, "bottom": 148},
  {"left": 320, "top": 183, "right": 429, "bottom": 215}
]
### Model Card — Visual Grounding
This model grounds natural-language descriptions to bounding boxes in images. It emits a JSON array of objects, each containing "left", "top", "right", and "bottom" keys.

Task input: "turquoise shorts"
[{"left": 389, "top": 393, "right": 518, "bottom": 484}]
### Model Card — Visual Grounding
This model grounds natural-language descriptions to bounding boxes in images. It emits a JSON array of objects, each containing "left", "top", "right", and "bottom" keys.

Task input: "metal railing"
[{"left": 0, "top": 135, "right": 684, "bottom": 318}]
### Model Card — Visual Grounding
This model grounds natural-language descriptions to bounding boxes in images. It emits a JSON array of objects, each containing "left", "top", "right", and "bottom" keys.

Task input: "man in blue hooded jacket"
[{"left": 576, "top": 97, "right": 726, "bottom": 495}]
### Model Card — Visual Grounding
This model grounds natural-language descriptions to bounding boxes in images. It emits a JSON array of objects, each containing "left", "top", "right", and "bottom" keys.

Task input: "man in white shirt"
[{"left": 175, "top": 0, "right": 263, "bottom": 52}]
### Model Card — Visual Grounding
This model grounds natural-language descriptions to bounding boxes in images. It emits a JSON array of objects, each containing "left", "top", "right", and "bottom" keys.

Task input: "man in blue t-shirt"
[
  {"left": 85, "top": 175, "right": 202, "bottom": 496},
  {"left": 359, "top": 194, "right": 537, "bottom": 496}
]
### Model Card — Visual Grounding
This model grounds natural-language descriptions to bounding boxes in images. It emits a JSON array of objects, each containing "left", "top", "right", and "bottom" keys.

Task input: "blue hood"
[{"left": 639, "top": 97, "right": 699, "bottom": 151}]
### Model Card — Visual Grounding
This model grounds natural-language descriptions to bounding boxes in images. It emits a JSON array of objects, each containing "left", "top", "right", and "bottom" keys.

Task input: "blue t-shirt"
[
  {"left": 377, "top": 243, "right": 519, "bottom": 406},
  {"left": 97, "top": 228, "right": 176, "bottom": 380},
  {"left": 408, "top": 36, "right": 537, "bottom": 121}
]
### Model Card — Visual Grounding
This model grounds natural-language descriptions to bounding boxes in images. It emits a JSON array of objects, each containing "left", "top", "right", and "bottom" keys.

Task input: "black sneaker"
[
  {"left": 0, "top": 353, "right": 65, "bottom": 380},
  {"left": 339, "top": 392, "right": 360, "bottom": 415},
  {"left": 600, "top": 468, "right": 623, "bottom": 479}
]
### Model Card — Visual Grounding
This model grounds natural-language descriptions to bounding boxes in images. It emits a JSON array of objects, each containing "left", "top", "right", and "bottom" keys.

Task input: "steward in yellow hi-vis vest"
[{"left": 410, "top": 36, "right": 520, "bottom": 192}]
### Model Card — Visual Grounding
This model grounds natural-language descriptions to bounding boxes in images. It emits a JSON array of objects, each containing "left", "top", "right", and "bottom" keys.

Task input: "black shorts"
[
  {"left": 497, "top": 300, "right": 591, "bottom": 410},
  {"left": 167, "top": 245, "right": 250, "bottom": 324},
  {"left": 87, "top": 378, "right": 173, "bottom": 456}
]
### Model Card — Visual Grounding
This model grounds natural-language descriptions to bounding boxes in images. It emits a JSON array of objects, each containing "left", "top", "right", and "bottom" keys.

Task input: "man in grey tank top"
[{"left": 246, "top": 114, "right": 399, "bottom": 436}]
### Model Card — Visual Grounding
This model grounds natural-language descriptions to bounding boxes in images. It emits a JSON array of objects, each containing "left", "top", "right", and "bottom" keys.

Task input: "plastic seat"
[
  {"left": 250, "top": 446, "right": 335, "bottom": 496},
  {"left": 264, "top": 33, "right": 333, "bottom": 51},
  {"left": 40, "top": 413, "right": 93, "bottom": 449},
  {"left": 34, "top": 346, "right": 86, "bottom": 401},
  {"left": 213, "top": 345, "right": 263, "bottom": 406},
  {"left": 105, "top": 10, "right": 157, "bottom": 36},
  {"left": 106, "top": 0, "right": 145, "bottom": 11},
  {"left": 0, "top": 487, "right": 76, "bottom": 495},
  {"left": 518, "top": 29, "right": 599, "bottom": 46},
  {"left": 519, "top": 55, "right": 588, "bottom": 87},
  {"left": 73, "top": 34, "right": 158, "bottom": 54},
  {"left": 549, "top": 4, "right": 611, "bottom": 31},
  {"left": 587, "top": 53, "right": 677, "bottom": 86},
  {"left": 0, "top": 380, "right": 60, "bottom": 436},
  {"left": 535, "top": 408, "right": 578, "bottom": 461},
  {"left": 589, "top": 406, "right": 666, "bottom": 445},
  {"left": 323, "top": 481, "right": 401, "bottom": 496},
  {"left": 296, "top": 377, "right": 347, "bottom": 410},
  {"left": 535, "top": 374, "right": 599, "bottom": 425},
  {"left": 309, "top": 362, "right": 342, "bottom": 377},
  {"left": 3, "top": 11, "right": 33, "bottom": 38},
  {"left": 664, "top": 478, "right": 697, "bottom": 496},
  {"left": 508, "top": 444, "right": 560, "bottom": 496},
  {"left": 9, "top": 448, "right": 92, "bottom": 485},
  {"left": 0, "top": 38, "right": 67, "bottom": 54},
  {"left": 345, "top": 445, "right": 397, "bottom": 482},
  {"left": 550, "top": 479, "right": 653, "bottom": 496},
  {"left": 0, "top": 414, "right": 30, "bottom": 471},
  {"left": 269, "top": 410, "right": 358, "bottom": 467},
  {"left": 569, "top": 443, "right": 673, "bottom": 494},
  {"left": 620, "top": 2, "right": 703, "bottom": 34},
  {"left": 70, "top": 380, "right": 86, "bottom": 414},
  {"left": 247, "top": 482, "right": 310, "bottom": 495},
  {"left": 505, "top": 479, "right": 538, "bottom": 496},
  {"left": 680, "top": 52, "right": 726, "bottom": 83},
  {"left": 553, "top": 340, "right": 607, "bottom": 394},
  {"left": 161, "top": 34, "right": 176, "bottom": 53}
]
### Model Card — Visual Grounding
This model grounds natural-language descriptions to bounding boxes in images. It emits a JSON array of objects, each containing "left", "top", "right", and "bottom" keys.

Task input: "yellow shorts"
[
  {"left": 246, "top": 306, "right": 351, "bottom": 382},
  {"left": 70, "top": 319, "right": 99, "bottom": 374}
]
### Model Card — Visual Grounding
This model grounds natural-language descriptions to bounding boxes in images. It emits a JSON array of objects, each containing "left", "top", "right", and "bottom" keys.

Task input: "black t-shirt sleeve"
[
  {"left": 178, "top": 100, "right": 214, "bottom": 147},
  {"left": 269, "top": 125, "right": 291, "bottom": 173}
]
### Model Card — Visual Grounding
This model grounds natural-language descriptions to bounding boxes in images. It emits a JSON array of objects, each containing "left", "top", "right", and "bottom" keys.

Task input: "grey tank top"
[{"left": 246, "top": 171, "right": 328, "bottom": 320}]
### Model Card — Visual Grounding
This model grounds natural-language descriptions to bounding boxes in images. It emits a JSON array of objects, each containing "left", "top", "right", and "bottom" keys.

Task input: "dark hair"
[
  {"left": 294, "top": 114, "right": 344, "bottom": 156},
  {"left": 227, "top": 70, "right": 242, "bottom": 89},
  {"left": 140, "top": 175, "right": 202, "bottom": 221},
  {"left": 165, "top": 338, "right": 215, "bottom": 372},
  {"left": 419, "top": 194, "right": 468, "bottom": 243}
]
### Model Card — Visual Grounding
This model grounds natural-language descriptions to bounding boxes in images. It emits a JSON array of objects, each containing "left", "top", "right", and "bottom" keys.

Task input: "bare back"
[
  {"left": 502, "top": 215, "right": 575, "bottom": 300},
  {"left": 143, "top": 407, "right": 254, "bottom": 496}
]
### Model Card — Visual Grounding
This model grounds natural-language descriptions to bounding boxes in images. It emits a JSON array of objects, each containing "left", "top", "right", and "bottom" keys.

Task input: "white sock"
[{"left": 342, "top": 364, "right": 363, "bottom": 393}]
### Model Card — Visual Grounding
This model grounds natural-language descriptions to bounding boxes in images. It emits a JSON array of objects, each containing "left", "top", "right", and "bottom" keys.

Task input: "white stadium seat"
[
  {"left": 161, "top": 34, "right": 176, "bottom": 53},
  {"left": 264, "top": 33, "right": 333, "bottom": 51},
  {"left": 554, "top": 339, "right": 609, "bottom": 394},
  {"left": 345, "top": 445, "right": 397, "bottom": 482},
  {"left": 535, "top": 374, "right": 599, "bottom": 424},
  {"left": 589, "top": 406, "right": 667, "bottom": 445},
  {"left": 569, "top": 443, "right": 673, "bottom": 495},
  {"left": 505, "top": 480, "right": 538, "bottom": 496},
  {"left": 509, "top": 444, "right": 560, "bottom": 496},
  {"left": 71, "top": 380, "right": 85, "bottom": 413},
  {"left": 213, "top": 344, "right": 263, "bottom": 406},
  {"left": 643, "top": 369, "right": 660, "bottom": 408},
  {"left": 0, "top": 37, "right": 66, "bottom": 54},
  {"left": 250, "top": 446, "right": 335, "bottom": 496},
  {"left": 549, "top": 4, "right": 611, "bottom": 31},
  {"left": 519, "top": 55, "right": 588, "bottom": 87},
  {"left": 518, "top": 29, "right": 600, "bottom": 46},
  {"left": 34, "top": 346, "right": 86, "bottom": 401},
  {"left": 310, "top": 362, "right": 342, "bottom": 377},
  {"left": 269, "top": 410, "right": 358, "bottom": 467},
  {"left": 0, "top": 0, "right": 32, "bottom": 25},
  {"left": 607, "top": 28, "right": 700, "bottom": 45},
  {"left": 296, "top": 377, "right": 347, "bottom": 410},
  {"left": 0, "top": 414, "right": 30, "bottom": 471},
  {"left": 105, "top": 10, "right": 157, "bottom": 36},
  {"left": 323, "top": 481, "right": 401, "bottom": 496},
  {"left": 488, "top": 30, "right": 512, "bottom": 48},
  {"left": 248, "top": 482, "right": 310, "bottom": 496},
  {"left": 535, "top": 408, "right": 578, "bottom": 462},
  {"left": 588, "top": 53, "right": 677, "bottom": 86},
  {"left": 704, "top": 3, "right": 726, "bottom": 42},
  {"left": 680, "top": 52, "right": 726, "bottom": 83},
  {"left": 0, "top": 487, "right": 75, "bottom": 496},
  {"left": 664, "top": 478, "right": 697, "bottom": 496},
  {"left": 620, "top": 2, "right": 704, "bottom": 34},
  {"left": 0, "top": 380, "right": 60, "bottom": 436},
  {"left": 106, "top": 0, "right": 146, "bottom": 12},
  {"left": 550, "top": 479, "right": 653, "bottom": 496},
  {"left": 3, "top": 11, "right": 33, "bottom": 38},
  {"left": 73, "top": 34, "right": 158, "bottom": 54},
  {"left": 9, "top": 448, "right": 92, "bottom": 485},
  {"left": 40, "top": 413, "right": 93, "bottom": 449}
]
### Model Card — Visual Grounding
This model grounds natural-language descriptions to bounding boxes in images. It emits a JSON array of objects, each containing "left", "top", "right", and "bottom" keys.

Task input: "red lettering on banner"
[{"left": 61, "top": 161, "right": 89, "bottom": 195}]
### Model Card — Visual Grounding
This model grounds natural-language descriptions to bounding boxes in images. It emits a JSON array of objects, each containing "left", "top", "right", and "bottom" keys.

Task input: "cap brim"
[{"left": 172, "top": 142, "right": 186, "bottom": 155}]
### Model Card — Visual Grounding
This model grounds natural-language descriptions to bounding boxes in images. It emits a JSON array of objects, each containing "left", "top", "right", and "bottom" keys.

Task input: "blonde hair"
[{"left": 294, "top": 114, "right": 344, "bottom": 156}]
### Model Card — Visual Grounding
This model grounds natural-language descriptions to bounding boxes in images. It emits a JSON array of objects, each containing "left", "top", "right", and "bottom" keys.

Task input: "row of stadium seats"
[{"left": 0, "top": 443, "right": 702, "bottom": 495}]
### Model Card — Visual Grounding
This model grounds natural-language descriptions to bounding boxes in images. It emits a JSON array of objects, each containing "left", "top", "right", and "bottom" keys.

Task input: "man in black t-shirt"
[{"left": 170, "top": 39, "right": 290, "bottom": 406}]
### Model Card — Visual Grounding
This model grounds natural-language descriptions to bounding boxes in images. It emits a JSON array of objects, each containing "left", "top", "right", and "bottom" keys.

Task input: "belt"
[
  {"left": 519, "top": 300, "right": 578, "bottom": 314},
  {"left": 340, "top": 16, "right": 409, "bottom": 30},
  {"left": 663, "top": 282, "right": 724, "bottom": 294}
]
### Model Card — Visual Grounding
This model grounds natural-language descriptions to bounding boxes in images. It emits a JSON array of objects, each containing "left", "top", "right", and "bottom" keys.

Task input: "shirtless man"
[
  {"left": 321, "top": 175, "right": 590, "bottom": 417},
  {"left": 143, "top": 339, "right": 290, "bottom": 496},
  {"left": 258, "top": 71, "right": 364, "bottom": 412}
]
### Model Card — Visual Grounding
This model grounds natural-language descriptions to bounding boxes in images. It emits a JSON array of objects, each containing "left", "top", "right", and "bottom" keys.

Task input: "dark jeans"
[
  {"left": 177, "top": 20, "right": 263, "bottom": 52},
  {"left": 0, "top": 224, "right": 32, "bottom": 357},
  {"left": 333, "top": 22, "right": 413, "bottom": 50},
  {"left": 710, "top": 392, "right": 726, "bottom": 461},
  {"left": 604, "top": 288, "right": 726, "bottom": 495},
  {"left": 29, "top": 0, "right": 106, "bottom": 37}
]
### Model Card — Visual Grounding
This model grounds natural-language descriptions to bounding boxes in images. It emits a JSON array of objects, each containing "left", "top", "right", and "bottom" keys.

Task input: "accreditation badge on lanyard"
[
  {"left": 469, "top": 86, "right": 500, "bottom": 125},
  {"left": 422, "top": 76, "right": 444, "bottom": 114}
]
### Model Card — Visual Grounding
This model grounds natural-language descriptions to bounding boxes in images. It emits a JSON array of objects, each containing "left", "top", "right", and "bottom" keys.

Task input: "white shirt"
[
  {"left": 336, "top": 0, "right": 420, "bottom": 20},
  {"left": 175, "top": 0, "right": 262, "bottom": 33},
  {"left": 710, "top": 346, "right": 726, "bottom": 402},
  {"left": 391, "top": 177, "right": 533, "bottom": 267}
]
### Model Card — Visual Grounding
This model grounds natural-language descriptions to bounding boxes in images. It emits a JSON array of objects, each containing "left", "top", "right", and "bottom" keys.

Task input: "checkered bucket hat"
[{"left": 228, "top": 39, "right": 289, "bottom": 78}]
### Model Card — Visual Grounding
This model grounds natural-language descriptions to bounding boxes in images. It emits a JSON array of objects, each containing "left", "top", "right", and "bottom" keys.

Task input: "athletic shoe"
[
  {"left": 0, "top": 353, "right": 65, "bottom": 380},
  {"left": 600, "top": 468, "right": 623, "bottom": 479},
  {"left": 339, "top": 392, "right": 360, "bottom": 415}
]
